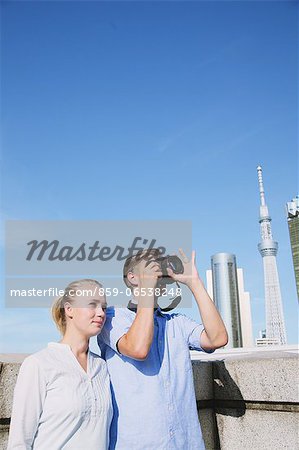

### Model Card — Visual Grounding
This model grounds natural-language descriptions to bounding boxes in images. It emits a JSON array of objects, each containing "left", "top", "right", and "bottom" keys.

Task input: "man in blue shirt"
[{"left": 98, "top": 249, "right": 228, "bottom": 450}]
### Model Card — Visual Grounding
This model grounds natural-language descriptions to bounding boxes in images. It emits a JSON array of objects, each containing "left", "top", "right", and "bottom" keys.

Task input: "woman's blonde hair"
[{"left": 51, "top": 279, "right": 103, "bottom": 335}]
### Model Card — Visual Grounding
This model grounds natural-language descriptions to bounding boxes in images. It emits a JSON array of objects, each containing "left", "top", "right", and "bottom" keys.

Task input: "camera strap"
[{"left": 159, "top": 282, "right": 182, "bottom": 312}]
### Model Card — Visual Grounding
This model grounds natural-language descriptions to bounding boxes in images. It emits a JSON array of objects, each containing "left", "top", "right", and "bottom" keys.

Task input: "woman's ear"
[
  {"left": 127, "top": 271, "right": 138, "bottom": 287},
  {"left": 64, "top": 302, "right": 73, "bottom": 319}
]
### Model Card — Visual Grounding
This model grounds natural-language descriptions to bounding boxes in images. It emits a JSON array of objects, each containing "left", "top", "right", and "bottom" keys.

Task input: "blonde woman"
[{"left": 7, "top": 279, "right": 112, "bottom": 450}]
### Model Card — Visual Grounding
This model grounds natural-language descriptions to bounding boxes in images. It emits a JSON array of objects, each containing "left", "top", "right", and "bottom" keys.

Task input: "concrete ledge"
[
  {"left": 0, "top": 363, "right": 21, "bottom": 420},
  {"left": 216, "top": 410, "right": 298, "bottom": 450},
  {"left": 212, "top": 355, "right": 298, "bottom": 403},
  {"left": 191, "top": 351, "right": 298, "bottom": 450},
  {"left": 1, "top": 350, "right": 298, "bottom": 450}
]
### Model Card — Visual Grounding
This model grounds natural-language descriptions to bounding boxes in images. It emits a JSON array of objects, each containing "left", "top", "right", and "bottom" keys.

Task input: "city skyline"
[{"left": 0, "top": 1, "right": 297, "bottom": 352}]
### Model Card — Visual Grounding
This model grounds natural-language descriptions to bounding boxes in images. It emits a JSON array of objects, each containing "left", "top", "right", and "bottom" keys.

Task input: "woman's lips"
[{"left": 92, "top": 320, "right": 104, "bottom": 326}]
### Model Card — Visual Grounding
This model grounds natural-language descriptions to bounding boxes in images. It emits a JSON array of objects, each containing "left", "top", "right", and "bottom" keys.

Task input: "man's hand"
[
  {"left": 134, "top": 259, "right": 163, "bottom": 290},
  {"left": 167, "top": 249, "right": 201, "bottom": 290}
]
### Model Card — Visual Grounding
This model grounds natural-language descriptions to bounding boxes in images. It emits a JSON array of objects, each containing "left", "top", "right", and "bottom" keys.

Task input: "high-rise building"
[
  {"left": 206, "top": 262, "right": 253, "bottom": 348},
  {"left": 286, "top": 196, "right": 299, "bottom": 301},
  {"left": 257, "top": 165, "right": 287, "bottom": 345},
  {"left": 236, "top": 268, "right": 253, "bottom": 347},
  {"left": 207, "top": 253, "right": 243, "bottom": 348}
]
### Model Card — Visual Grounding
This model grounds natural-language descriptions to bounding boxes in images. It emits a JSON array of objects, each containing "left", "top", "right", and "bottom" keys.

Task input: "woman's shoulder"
[
  {"left": 21, "top": 346, "right": 48, "bottom": 361},
  {"left": 18, "top": 347, "right": 51, "bottom": 377},
  {"left": 21, "top": 344, "right": 65, "bottom": 369}
]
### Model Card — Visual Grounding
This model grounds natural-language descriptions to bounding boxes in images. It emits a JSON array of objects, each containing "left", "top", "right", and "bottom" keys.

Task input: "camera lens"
[{"left": 167, "top": 256, "right": 184, "bottom": 274}]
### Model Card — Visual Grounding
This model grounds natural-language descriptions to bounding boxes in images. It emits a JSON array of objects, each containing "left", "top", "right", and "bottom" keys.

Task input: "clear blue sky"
[{"left": 0, "top": 1, "right": 298, "bottom": 352}]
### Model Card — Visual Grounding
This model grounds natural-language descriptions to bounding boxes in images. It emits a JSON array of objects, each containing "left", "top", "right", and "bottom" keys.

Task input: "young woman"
[{"left": 7, "top": 279, "right": 112, "bottom": 450}]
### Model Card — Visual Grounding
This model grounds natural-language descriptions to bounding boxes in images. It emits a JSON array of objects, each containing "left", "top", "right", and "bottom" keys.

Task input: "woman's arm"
[{"left": 7, "top": 355, "right": 46, "bottom": 449}]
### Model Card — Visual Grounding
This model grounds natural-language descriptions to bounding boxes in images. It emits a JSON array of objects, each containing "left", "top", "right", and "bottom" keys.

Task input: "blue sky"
[{"left": 0, "top": 1, "right": 298, "bottom": 352}]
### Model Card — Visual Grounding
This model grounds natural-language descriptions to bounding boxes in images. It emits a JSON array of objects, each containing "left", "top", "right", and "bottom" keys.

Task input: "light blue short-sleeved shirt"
[{"left": 98, "top": 305, "right": 212, "bottom": 450}]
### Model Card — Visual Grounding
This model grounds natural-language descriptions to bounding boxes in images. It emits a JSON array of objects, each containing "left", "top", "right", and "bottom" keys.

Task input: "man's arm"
[
  {"left": 168, "top": 249, "right": 228, "bottom": 351},
  {"left": 117, "top": 306, "right": 154, "bottom": 360},
  {"left": 190, "top": 278, "right": 228, "bottom": 350},
  {"left": 117, "top": 260, "right": 162, "bottom": 360}
]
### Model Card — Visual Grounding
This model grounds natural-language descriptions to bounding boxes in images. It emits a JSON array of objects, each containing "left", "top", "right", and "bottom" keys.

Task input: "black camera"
[{"left": 154, "top": 255, "right": 184, "bottom": 285}]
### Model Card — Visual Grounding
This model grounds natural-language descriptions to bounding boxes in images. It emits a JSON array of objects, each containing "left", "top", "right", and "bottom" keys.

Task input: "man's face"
[{"left": 128, "top": 254, "right": 164, "bottom": 293}]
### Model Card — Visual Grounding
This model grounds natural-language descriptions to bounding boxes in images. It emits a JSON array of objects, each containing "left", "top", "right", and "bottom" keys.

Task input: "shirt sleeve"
[
  {"left": 98, "top": 308, "right": 131, "bottom": 355},
  {"left": 177, "top": 314, "right": 215, "bottom": 353},
  {"left": 7, "top": 355, "right": 46, "bottom": 449}
]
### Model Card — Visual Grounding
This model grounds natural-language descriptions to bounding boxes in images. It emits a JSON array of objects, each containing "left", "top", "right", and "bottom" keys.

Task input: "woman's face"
[{"left": 65, "top": 284, "right": 107, "bottom": 338}]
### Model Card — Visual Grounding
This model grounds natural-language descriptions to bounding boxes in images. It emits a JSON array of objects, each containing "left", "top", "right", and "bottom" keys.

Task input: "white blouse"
[{"left": 7, "top": 343, "right": 113, "bottom": 450}]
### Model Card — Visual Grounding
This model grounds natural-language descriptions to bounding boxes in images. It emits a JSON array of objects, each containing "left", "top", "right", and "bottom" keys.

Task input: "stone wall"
[
  {"left": 1, "top": 351, "right": 298, "bottom": 449},
  {"left": 193, "top": 351, "right": 299, "bottom": 449}
]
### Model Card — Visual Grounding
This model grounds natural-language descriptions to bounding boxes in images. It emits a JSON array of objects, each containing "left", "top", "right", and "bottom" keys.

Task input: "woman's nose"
[{"left": 96, "top": 307, "right": 105, "bottom": 317}]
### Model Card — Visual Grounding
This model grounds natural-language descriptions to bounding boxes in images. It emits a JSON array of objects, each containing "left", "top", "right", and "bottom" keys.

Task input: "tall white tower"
[{"left": 257, "top": 165, "right": 287, "bottom": 344}]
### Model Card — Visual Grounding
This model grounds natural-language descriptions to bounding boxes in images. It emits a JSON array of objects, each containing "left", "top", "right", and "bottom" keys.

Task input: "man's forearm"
[
  {"left": 191, "top": 278, "right": 228, "bottom": 347},
  {"left": 118, "top": 293, "right": 155, "bottom": 359}
]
